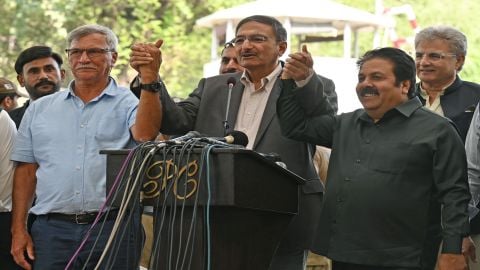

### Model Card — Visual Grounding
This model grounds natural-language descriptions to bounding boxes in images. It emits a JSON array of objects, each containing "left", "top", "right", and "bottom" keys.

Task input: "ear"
[
  {"left": 110, "top": 51, "right": 118, "bottom": 67},
  {"left": 17, "top": 74, "right": 25, "bottom": 87},
  {"left": 401, "top": 80, "right": 411, "bottom": 95},
  {"left": 455, "top": 55, "right": 465, "bottom": 71},
  {"left": 277, "top": 41, "right": 287, "bottom": 57},
  {"left": 60, "top": 69, "right": 66, "bottom": 81}
]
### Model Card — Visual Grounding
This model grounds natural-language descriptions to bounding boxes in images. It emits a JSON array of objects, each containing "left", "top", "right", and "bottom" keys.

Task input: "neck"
[
  {"left": 73, "top": 77, "right": 110, "bottom": 103},
  {"left": 421, "top": 76, "right": 456, "bottom": 94},
  {"left": 246, "top": 63, "right": 278, "bottom": 84}
]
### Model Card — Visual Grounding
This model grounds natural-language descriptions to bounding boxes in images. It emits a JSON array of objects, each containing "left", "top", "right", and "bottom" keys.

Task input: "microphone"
[
  {"left": 168, "top": 131, "right": 201, "bottom": 144},
  {"left": 223, "top": 77, "right": 236, "bottom": 135},
  {"left": 199, "top": 130, "right": 249, "bottom": 147}
]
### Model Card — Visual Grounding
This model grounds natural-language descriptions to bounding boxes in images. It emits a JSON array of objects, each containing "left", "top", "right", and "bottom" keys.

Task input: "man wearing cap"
[
  {"left": 8, "top": 46, "right": 65, "bottom": 129},
  {"left": 0, "top": 78, "right": 20, "bottom": 112}
]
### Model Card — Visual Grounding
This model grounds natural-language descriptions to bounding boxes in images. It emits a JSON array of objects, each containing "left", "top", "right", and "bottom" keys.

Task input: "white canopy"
[
  {"left": 196, "top": 0, "right": 393, "bottom": 60},
  {"left": 196, "top": 0, "right": 392, "bottom": 31}
]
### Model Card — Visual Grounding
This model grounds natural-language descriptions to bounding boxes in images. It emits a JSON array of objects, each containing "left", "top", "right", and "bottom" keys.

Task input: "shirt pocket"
[
  {"left": 368, "top": 142, "right": 411, "bottom": 174},
  {"left": 94, "top": 109, "right": 129, "bottom": 142}
]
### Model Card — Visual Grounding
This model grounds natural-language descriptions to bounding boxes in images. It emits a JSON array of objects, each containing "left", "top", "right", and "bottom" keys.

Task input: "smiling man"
[
  {"left": 415, "top": 26, "right": 480, "bottom": 142},
  {"left": 278, "top": 47, "right": 470, "bottom": 270}
]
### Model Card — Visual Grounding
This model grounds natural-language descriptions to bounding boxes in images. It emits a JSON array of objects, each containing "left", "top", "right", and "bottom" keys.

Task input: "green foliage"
[
  {"left": 338, "top": 0, "right": 480, "bottom": 82},
  {"left": 2, "top": 0, "right": 480, "bottom": 96},
  {"left": 0, "top": 0, "right": 249, "bottom": 98}
]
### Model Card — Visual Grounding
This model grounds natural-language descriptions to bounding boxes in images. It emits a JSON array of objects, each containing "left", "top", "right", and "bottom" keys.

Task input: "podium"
[{"left": 102, "top": 147, "right": 305, "bottom": 270}]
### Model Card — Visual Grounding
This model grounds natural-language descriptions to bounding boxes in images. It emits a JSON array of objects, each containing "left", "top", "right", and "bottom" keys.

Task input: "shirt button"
[
  {"left": 345, "top": 177, "right": 351, "bottom": 181},
  {"left": 80, "top": 124, "right": 85, "bottom": 128},
  {"left": 365, "top": 139, "right": 370, "bottom": 144},
  {"left": 355, "top": 159, "right": 361, "bottom": 163},
  {"left": 77, "top": 145, "right": 82, "bottom": 149},
  {"left": 76, "top": 166, "right": 81, "bottom": 170}
]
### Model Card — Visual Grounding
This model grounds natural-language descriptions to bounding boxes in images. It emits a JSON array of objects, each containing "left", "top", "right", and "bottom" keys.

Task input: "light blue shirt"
[{"left": 11, "top": 78, "right": 138, "bottom": 214}]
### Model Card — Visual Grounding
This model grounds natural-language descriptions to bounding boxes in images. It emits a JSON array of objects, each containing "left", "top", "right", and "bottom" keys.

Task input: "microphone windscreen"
[
  {"left": 227, "top": 77, "right": 236, "bottom": 86},
  {"left": 226, "top": 130, "right": 249, "bottom": 147}
]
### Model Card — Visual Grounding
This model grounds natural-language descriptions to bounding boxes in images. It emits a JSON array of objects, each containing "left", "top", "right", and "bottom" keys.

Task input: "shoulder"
[
  {"left": 0, "top": 110, "right": 16, "bottom": 133},
  {"left": 204, "top": 72, "right": 242, "bottom": 86},
  {"left": 459, "top": 80, "right": 480, "bottom": 92},
  {"left": 414, "top": 107, "right": 459, "bottom": 133}
]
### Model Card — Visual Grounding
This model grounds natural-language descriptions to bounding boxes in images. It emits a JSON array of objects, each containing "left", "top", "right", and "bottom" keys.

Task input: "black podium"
[{"left": 102, "top": 147, "right": 305, "bottom": 270}]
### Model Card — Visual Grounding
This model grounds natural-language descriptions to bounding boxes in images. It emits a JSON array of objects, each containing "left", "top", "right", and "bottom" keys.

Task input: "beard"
[{"left": 26, "top": 80, "right": 60, "bottom": 100}]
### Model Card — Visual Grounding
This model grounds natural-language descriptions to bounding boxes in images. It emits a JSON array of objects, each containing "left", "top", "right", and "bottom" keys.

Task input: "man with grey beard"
[{"left": 9, "top": 46, "right": 65, "bottom": 128}]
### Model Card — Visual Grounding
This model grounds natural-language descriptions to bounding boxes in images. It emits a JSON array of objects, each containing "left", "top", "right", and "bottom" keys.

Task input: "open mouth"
[
  {"left": 359, "top": 87, "right": 379, "bottom": 97},
  {"left": 241, "top": 52, "right": 256, "bottom": 58}
]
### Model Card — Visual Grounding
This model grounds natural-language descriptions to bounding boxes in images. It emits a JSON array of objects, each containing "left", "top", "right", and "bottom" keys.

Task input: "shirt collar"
[
  {"left": 418, "top": 75, "right": 456, "bottom": 99},
  {"left": 240, "top": 63, "right": 282, "bottom": 89},
  {"left": 359, "top": 97, "right": 423, "bottom": 122},
  {"left": 64, "top": 77, "right": 118, "bottom": 100}
]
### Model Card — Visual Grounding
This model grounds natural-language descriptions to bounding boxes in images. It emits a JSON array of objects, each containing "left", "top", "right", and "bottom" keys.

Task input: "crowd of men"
[{"left": 1, "top": 14, "right": 480, "bottom": 270}]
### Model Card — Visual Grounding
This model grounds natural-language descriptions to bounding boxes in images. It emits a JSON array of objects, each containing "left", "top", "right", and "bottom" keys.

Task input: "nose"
[
  {"left": 416, "top": 54, "right": 430, "bottom": 65},
  {"left": 38, "top": 69, "right": 49, "bottom": 79},
  {"left": 78, "top": 50, "right": 90, "bottom": 62},
  {"left": 226, "top": 59, "right": 237, "bottom": 69},
  {"left": 240, "top": 39, "right": 253, "bottom": 48}
]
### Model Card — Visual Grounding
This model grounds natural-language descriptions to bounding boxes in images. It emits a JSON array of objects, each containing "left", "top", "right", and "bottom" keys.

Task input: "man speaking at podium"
[{"left": 130, "top": 15, "right": 337, "bottom": 270}]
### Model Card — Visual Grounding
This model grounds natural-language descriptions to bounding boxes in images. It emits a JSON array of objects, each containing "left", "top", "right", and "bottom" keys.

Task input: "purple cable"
[{"left": 64, "top": 149, "right": 135, "bottom": 270}]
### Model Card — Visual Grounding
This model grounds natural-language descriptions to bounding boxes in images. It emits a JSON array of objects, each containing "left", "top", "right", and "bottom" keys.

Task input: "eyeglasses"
[
  {"left": 233, "top": 35, "right": 270, "bottom": 46},
  {"left": 65, "top": 48, "right": 115, "bottom": 59},
  {"left": 415, "top": 51, "right": 457, "bottom": 62},
  {"left": 224, "top": 41, "right": 235, "bottom": 49}
]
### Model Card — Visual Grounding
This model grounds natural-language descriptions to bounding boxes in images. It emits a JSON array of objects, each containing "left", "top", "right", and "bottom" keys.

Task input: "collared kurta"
[{"left": 277, "top": 81, "right": 470, "bottom": 268}]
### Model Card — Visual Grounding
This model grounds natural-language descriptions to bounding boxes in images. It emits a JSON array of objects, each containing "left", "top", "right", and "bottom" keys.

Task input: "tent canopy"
[{"left": 196, "top": 0, "right": 393, "bottom": 31}]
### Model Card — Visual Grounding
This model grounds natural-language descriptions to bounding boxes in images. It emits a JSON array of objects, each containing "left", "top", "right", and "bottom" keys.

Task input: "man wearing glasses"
[
  {"left": 130, "top": 15, "right": 337, "bottom": 270},
  {"left": 10, "top": 24, "right": 161, "bottom": 269},
  {"left": 219, "top": 39, "right": 244, "bottom": 74},
  {"left": 415, "top": 26, "right": 480, "bottom": 267},
  {"left": 415, "top": 26, "right": 480, "bottom": 142}
]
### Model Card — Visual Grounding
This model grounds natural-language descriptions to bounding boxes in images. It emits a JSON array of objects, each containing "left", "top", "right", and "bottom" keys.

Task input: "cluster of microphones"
[{"left": 165, "top": 130, "right": 249, "bottom": 147}]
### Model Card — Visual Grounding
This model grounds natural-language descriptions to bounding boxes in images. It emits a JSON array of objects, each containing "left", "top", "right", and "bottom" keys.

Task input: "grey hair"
[
  {"left": 415, "top": 25, "right": 467, "bottom": 57},
  {"left": 67, "top": 24, "right": 118, "bottom": 51}
]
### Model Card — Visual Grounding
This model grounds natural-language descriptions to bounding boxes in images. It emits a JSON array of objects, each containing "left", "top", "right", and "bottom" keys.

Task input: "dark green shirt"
[{"left": 277, "top": 81, "right": 470, "bottom": 268}]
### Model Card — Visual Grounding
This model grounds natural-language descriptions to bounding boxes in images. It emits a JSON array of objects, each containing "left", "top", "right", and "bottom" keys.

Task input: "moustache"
[
  {"left": 34, "top": 80, "right": 56, "bottom": 88},
  {"left": 358, "top": 87, "right": 379, "bottom": 97}
]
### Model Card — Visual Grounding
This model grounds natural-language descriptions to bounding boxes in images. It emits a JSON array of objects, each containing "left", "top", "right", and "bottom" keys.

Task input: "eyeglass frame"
[
  {"left": 233, "top": 34, "right": 284, "bottom": 46},
  {"left": 414, "top": 51, "right": 458, "bottom": 62},
  {"left": 65, "top": 47, "right": 116, "bottom": 59}
]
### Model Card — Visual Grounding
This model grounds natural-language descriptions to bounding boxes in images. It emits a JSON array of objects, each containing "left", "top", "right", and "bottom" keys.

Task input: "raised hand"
[{"left": 282, "top": 44, "right": 314, "bottom": 81}]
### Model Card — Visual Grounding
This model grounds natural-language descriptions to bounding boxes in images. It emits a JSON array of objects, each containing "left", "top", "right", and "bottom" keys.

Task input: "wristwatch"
[{"left": 140, "top": 81, "right": 163, "bottom": 93}]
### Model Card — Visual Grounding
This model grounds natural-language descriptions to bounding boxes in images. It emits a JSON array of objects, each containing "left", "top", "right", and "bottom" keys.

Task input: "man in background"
[
  {"left": 219, "top": 39, "right": 243, "bottom": 74},
  {"left": 0, "top": 78, "right": 20, "bottom": 112},
  {"left": 415, "top": 25, "right": 480, "bottom": 142},
  {"left": 9, "top": 46, "right": 65, "bottom": 128}
]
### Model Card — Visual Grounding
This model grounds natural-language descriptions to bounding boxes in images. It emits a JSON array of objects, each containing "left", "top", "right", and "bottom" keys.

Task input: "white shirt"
[
  {"left": 235, "top": 64, "right": 282, "bottom": 149},
  {"left": 0, "top": 110, "right": 17, "bottom": 212}
]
